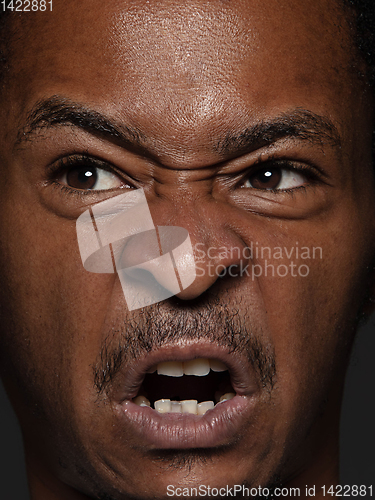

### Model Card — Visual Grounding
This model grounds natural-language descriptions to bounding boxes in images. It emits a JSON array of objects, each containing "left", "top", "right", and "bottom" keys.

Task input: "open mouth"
[
  {"left": 132, "top": 358, "right": 235, "bottom": 415},
  {"left": 114, "top": 343, "right": 260, "bottom": 449}
]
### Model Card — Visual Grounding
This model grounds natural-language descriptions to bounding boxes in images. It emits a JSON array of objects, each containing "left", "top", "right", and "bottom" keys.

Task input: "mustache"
[{"left": 93, "top": 300, "right": 277, "bottom": 396}]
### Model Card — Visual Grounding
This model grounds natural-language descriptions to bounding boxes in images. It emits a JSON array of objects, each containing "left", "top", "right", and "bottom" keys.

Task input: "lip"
[{"left": 111, "top": 341, "right": 260, "bottom": 449}]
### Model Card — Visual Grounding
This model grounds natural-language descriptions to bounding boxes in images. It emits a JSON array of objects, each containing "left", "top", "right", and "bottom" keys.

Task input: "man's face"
[{"left": 0, "top": 0, "right": 374, "bottom": 498}]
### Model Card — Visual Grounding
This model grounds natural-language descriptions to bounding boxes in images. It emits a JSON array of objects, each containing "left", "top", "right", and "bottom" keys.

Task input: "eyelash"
[
  {"left": 239, "top": 158, "right": 320, "bottom": 194},
  {"left": 48, "top": 154, "right": 321, "bottom": 200},
  {"left": 48, "top": 154, "right": 129, "bottom": 197}
]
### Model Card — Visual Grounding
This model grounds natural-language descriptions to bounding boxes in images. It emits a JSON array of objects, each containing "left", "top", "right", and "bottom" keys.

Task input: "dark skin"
[{"left": 0, "top": 0, "right": 375, "bottom": 499}]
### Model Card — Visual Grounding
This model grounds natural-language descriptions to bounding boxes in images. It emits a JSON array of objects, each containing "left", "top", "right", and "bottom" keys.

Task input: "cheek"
[
  {"left": 0, "top": 193, "right": 116, "bottom": 415},
  {"left": 0, "top": 198, "right": 129, "bottom": 485},
  {"left": 255, "top": 210, "right": 373, "bottom": 418}
]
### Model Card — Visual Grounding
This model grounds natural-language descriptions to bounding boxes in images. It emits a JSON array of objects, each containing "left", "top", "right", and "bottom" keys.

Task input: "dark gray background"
[{"left": 1, "top": 318, "right": 374, "bottom": 499}]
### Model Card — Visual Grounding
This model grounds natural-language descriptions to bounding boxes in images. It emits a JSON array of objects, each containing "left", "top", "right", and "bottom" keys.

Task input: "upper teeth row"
[{"left": 150, "top": 358, "right": 228, "bottom": 377}]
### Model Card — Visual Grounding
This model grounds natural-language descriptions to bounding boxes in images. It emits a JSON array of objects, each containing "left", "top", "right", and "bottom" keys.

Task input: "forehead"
[{"left": 7, "top": 0, "right": 358, "bottom": 163}]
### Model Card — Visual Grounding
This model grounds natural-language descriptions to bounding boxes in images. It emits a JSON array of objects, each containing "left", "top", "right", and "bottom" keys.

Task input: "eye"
[
  {"left": 54, "top": 156, "right": 126, "bottom": 191},
  {"left": 63, "top": 165, "right": 122, "bottom": 191},
  {"left": 243, "top": 166, "right": 306, "bottom": 191}
]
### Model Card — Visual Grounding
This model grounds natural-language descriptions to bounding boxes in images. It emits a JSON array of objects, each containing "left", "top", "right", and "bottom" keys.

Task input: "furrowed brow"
[
  {"left": 15, "top": 97, "right": 341, "bottom": 161},
  {"left": 216, "top": 109, "right": 342, "bottom": 157},
  {"left": 15, "top": 95, "right": 144, "bottom": 148}
]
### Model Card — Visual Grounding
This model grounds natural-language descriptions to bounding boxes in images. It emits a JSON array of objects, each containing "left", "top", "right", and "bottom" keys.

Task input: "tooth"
[
  {"left": 183, "top": 358, "right": 210, "bottom": 376},
  {"left": 170, "top": 401, "right": 182, "bottom": 413},
  {"left": 210, "top": 359, "right": 228, "bottom": 372},
  {"left": 154, "top": 399, "right": 171, "bottom": 413},
  {"left": 133, "top": 396, "right": 151, "bottom": 407},
  {"left": 157, "top": 361, "right": 183, "bottom": 377},
  {"left": 197, "top": 401, "right": 214, "bottom": 415},
  {"left": 219, "top": 392, "right": 235, "bottom": 403},
  {"left": 181, "top": 400, "right": 198, "bottom": 414}
]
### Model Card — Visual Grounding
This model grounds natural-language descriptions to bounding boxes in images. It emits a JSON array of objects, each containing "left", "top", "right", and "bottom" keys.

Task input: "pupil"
[
  {"left": 249, "top": 167, "right": 282, "bottom": 190},
  {"left": 67, "top": 166, "right": 98, "bottom": 190},
  {"left": 77, "top": 169, "right": 94, "bottom": 183}
]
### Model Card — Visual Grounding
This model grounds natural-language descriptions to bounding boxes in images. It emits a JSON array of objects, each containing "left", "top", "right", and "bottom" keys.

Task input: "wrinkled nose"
[
  {"left": 143, "top": 199, "right": 250, "bottom": 301},
  {"left": 114, "top": 223, "right": 248, "bottom": 303},
  {"left": 76, "top": 188, "right": 250, "bottom": 309}
]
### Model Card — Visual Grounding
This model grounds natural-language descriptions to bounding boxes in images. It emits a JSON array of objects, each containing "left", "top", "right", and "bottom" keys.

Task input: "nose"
[
  {"left": 175, "top": 236, "right": 249, "bottom": 300},
  {"left": 76, "top": 188, "right": 250, "bottom": 308},
  {"left": 116, "top": 225, "right": 197, "bottom": 301},
  {"left": 144, "top": 197, "right": 250, "bottom": 301},
  {"left": 116, "top": 225, "right": 249, "bottom": 304}
]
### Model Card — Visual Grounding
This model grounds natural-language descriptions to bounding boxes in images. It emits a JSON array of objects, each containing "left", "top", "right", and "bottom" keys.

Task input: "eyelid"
[
  {"left": 47, "top": 153, "right": 136, "bottom": 190},
  {"left": 48, "top": 154, "right": 112, "bottom": 176},
  {"left": 238, "top": 158, "right": 323, "bottom": 189},
  {"left": 253, "top": 157, "right": 321, "bottom": 177}
]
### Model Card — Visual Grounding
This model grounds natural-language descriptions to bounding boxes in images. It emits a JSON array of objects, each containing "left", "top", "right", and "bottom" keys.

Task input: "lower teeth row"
[{"left": 133, "top": 393, "right": 235, "bottom": 415}]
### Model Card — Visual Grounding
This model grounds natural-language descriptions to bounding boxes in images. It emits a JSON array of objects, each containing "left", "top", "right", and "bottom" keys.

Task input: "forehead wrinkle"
[{"left": 110, "top": 2, "right": 255, "bottom": 78}]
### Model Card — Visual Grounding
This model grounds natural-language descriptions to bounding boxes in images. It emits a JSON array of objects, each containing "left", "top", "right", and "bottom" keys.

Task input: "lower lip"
[{"left": 117, "top": 395, "right": 256, "bottom": 449}]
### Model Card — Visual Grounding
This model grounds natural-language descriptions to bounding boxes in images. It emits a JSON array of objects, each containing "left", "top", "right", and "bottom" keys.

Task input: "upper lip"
[{"left": 110, "top": 339, "right": 260, "bottom": 404}]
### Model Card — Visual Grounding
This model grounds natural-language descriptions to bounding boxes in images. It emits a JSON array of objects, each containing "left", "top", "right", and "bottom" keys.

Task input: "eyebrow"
[
  {"left": 15, "top": 95, "right": 341, "bottom": 157},
  {"left": 216, "top": 110, "right": 341, "bottom": 156}
]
